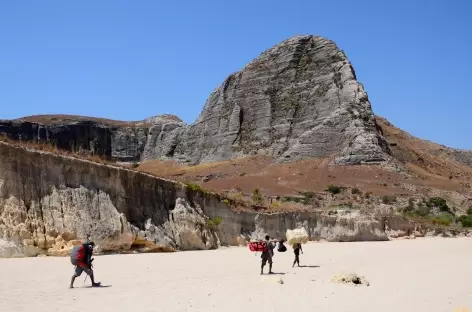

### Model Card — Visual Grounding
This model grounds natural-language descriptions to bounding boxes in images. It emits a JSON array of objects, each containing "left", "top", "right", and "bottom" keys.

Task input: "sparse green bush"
[
  {"left": 425, "top": 197, "right": 450, "bottom": 213},
  {"left": 351, "top": 188, "right": 362, "bottom": 195},
  {"left": 185, "top": 182, "right": 203, "bottom": 192},
  {"left": 416, "top": 203, "right": 431, "bottom": 217},
  {"left": 251, "top": 187, "right": 263, "bottom": 203},
  {"left": 381, "top": 195, "right": 396, "bottom": 205},
  {"left": 207, "top": 216, "right": 222, "bottom": 226},
  {"left": 457, "top": 215, "right": 472, "bottom": 227},
  {"left": 185, "top": 181, "right": 210, "bottom": 197},
  {"left": 222, "top": 199, "right": 229, "bottom": 205},
  {"left": 300, "top": 191, "right": 314, "bottom": 199},
  {"left": 327, "top": 185, "right": 341, "bottom": 195},
  {"left": 467, "top": 207, "right": 472, "bottom": 215},
  {"left": 402, "top": 202, "right": 415, "bottom": 214},
  {"left": 299, "top": 191, "right": 314, "bottom": 204},
  {"left": 430, "top": 213, "right": 453, "bottom": 226}
]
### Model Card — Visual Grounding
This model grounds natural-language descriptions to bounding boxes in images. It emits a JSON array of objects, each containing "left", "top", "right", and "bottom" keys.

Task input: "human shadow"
[
  {"left": 298, "top": 265, "right": 320, "bottom": 268},
  {"left": 266, "top": 272, "right": 286, "bottom": 275},
  {"left": 83, "top": 285, "right": 113, "bottom": 289}
]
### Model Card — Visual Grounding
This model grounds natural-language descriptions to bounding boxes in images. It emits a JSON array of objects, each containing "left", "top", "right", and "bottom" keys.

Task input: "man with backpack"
[
  {"left": 261, "top": 235, "right": 276, "bottom": 275},
  {"left": 69, "top": 241, "right": 101, "bottom": 288}
]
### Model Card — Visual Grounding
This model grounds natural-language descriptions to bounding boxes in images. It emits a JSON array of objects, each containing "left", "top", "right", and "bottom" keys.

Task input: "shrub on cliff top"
[
  {"left": 351, "top": 187, "right": 362, "bottom": 195},
  {"left": 327, "top": 184, "right": 341, "bottom": 195},
  {"left": 381, "top": 195, "right": 396, "bottom": 205},
  {"left": 207, "top": 216, "right": 222, "bottom": 226},
  {"left": 251, "top": 187, "right": 263, "bottom": 203}
]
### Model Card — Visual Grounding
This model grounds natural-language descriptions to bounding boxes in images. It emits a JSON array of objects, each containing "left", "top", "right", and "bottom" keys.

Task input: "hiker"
[
  {"left": 292, "top": 243, "right": 303, "bottom": 267},
  {"left": 261, "top": 235, "right": 276, "bottom": 275},
  {"left": 70, "top": 241, "right": 101, "bottom": 288}
]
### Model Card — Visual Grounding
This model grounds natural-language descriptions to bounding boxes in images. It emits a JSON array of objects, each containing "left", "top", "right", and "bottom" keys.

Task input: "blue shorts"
[{"left": 74, "top": 264, "right": 92, "bottom": 276}]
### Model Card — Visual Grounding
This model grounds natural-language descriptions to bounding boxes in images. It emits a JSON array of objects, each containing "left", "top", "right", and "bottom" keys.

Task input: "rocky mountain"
[
  {"left": 1, "top": 35, "right": 391, "bottom": 166},
  {"left": 144, "top": 35, "right": 391, "bottom": 165}
]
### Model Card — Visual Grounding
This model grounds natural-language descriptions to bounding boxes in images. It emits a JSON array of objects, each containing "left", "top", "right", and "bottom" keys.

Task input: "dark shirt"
[
  {"left": 83, "top": 244, "right": 93, "bottom": 265},
  {"left": 294, "top": 243, "right": 302, "bottom": 255},
  {"left": 262, "top": 240, "right": 275, "bottom": 258}
]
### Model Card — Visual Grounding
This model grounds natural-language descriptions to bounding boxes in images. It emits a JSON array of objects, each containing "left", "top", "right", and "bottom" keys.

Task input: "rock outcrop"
[
  {"left": 0, "top": 141, "right": 397, "bottom": 258},
  {"left": 0, "top": 141, "right": 220, "bottom": 257},
  {"left": 143, "top": 35, "right": 391, "bottom": 165},
  {"left": 1, "top": 35, "right": 391, "bottom": 166},
  {"left": 0, "top": 114, "right": 180, "bottom": 162}
]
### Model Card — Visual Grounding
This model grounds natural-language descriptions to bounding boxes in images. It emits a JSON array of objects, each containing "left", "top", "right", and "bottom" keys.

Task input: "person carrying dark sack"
[{"left": 69, "top": 241, "right": 101, "bottom": 288}]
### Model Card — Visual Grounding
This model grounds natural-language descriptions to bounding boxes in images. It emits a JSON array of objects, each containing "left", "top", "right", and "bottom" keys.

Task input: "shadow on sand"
[
  {"left": 265, "top": 272, "right": 286, "bottom": 275},
  {"left": 298, "top": 265, "right": 320, "bottom": 268},
  {"left": 83, "top": 285, "right": 113, "bottom": 289}
]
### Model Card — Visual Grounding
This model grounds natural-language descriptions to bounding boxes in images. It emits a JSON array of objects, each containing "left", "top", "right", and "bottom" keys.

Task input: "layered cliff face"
[
  {"left": 1, "top": 141, "right": 403, "bottom": 258},
  {"left": 143, "top": 35, "right": 391, "bottom": 165},
  {"left": 0, "top": 114, "right": 181, "bottom": 162},
  {"left": 1, "top": 35, "right": 391, "bottom": 166}
]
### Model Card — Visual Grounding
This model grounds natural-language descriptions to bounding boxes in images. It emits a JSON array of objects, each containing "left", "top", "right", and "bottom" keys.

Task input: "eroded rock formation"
[
  {"left": 143, "top": 35, "right": 391, "bottom": 165},
  {"left": 1, "top": 35, "right": 392, "bottom": 166},
  {"left": 0, "top": 141, "right": 398, "bottom": 257},
  {"left": 0, "top": 114, "right": 182, "bottom": 162}
]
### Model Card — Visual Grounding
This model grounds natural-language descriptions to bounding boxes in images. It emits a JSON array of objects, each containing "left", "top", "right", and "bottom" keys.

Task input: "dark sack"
[
  {"left": 70, "top": 245, "right": 81, "bottom": 265},
  {"left": 277, "top": 242, "right": 287, "bottom": 252}
]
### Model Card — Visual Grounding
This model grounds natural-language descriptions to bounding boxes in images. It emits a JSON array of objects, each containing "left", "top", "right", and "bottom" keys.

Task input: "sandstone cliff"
[{"left": 1, "top": 141, "right": 408, "bottom": 258}]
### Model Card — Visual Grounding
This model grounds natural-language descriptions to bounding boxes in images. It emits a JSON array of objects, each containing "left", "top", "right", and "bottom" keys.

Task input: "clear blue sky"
[{"left": 1, "top": 1, "right": 471, "bottom": 149}]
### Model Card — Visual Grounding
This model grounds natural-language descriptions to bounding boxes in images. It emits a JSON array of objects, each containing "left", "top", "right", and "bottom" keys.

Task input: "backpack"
[
  {"left": 70, "top": 245, "right": 84, "bottom": 265},
  {"left": 248, "top": 241, "right": 268, "bottom": 253},
  {"left": 277, "top": 242, "right": 287, "bottom": 252}
]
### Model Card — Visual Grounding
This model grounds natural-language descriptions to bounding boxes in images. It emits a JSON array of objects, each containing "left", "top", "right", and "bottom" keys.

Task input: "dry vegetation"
[
  {"left": 11, "top": 114, "right": 181, "bottom": 128},
  {"left": 0, "top": 134, "right": 116, "bottom": 165}
]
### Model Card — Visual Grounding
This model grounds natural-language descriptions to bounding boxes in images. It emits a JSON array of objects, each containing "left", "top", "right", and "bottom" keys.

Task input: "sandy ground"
[{"left": 1, "top": 238, "right": 472, "bottom": 312}]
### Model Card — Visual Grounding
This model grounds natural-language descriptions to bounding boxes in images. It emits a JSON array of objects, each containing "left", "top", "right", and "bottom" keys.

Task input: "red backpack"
[
  {"left": 70, "top": 245, "right": 85, "bottom": 265},
  {"left": 249, "top": 241, "right": 268, "bottom": 252}
]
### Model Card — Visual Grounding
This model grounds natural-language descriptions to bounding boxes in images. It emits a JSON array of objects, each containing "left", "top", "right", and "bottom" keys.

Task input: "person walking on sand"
[
  {"left": 69, "top": 241, "right": 101, "bottom": 288},
  {"left": 292, "top": 243, "right": 303, "bottom": 267},
  {"left": 261, "top": 235, "right": 276, "bottom": 275}
]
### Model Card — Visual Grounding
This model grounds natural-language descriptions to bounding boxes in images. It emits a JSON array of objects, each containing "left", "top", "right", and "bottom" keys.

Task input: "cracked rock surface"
[
  {"left": 0, "top": 35, "right": 392, "bottom": 166},
  {"left": 143, "top": 35, "right": 391, "bottom": 165}
]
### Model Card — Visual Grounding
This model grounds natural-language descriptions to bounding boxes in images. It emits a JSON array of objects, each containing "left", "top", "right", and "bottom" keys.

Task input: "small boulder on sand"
[{"left": 331, "top": 273, "right": 370, "bottom": 286}]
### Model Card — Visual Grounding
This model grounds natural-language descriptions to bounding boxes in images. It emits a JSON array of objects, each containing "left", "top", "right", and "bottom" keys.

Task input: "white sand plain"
[{"left": 1, "top": 237, "right": 472, "bottom": 312}]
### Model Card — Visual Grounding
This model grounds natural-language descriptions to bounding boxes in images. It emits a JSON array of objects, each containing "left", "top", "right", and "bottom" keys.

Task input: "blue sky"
[{"left": 0, "top": 1, "right": 471, "bottom": 149}]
